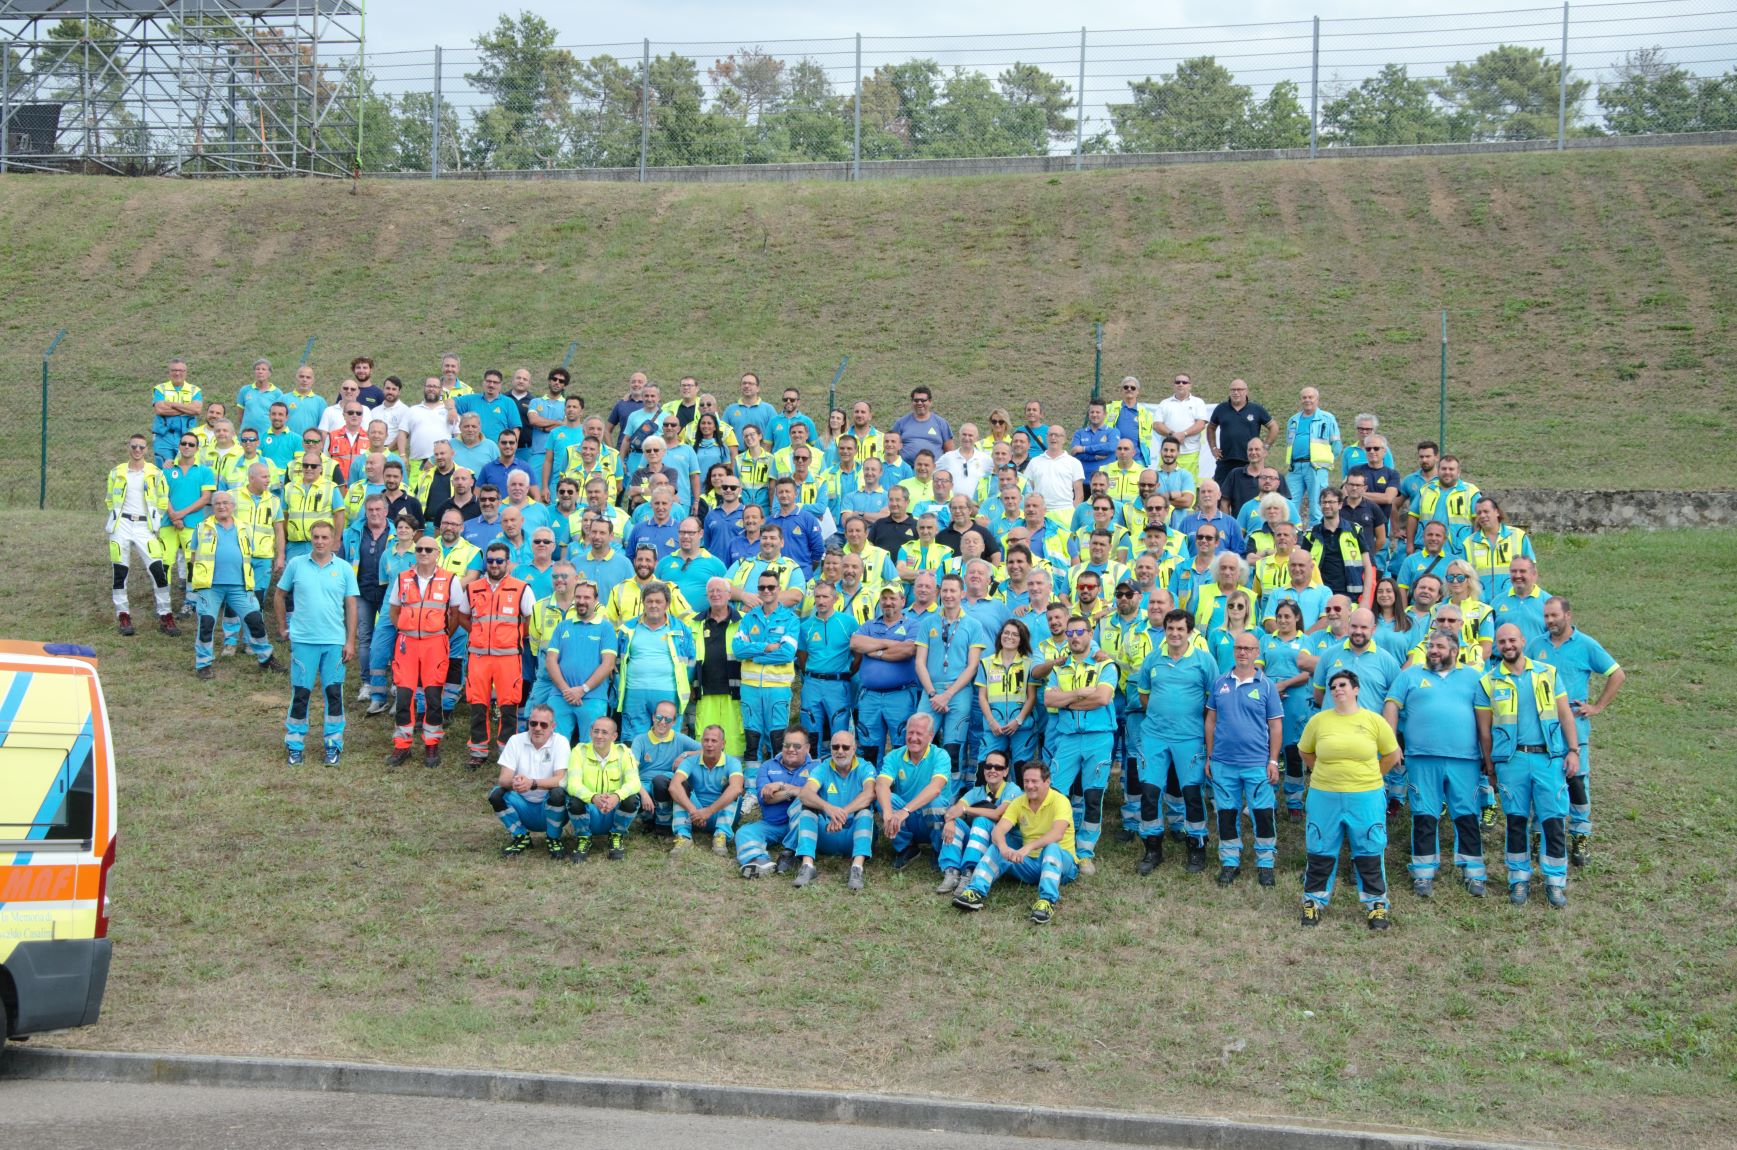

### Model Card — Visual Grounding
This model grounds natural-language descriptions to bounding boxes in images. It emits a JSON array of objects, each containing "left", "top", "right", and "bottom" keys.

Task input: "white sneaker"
[
  {"left": 934, "top": 868, "right": 962, "bottom": 895},
  {"left": 1077, "top": 857, "right": 1097, "bottom": 876},
  {"left": 739, "top": 795, "right": 760, "bottom": 820}
]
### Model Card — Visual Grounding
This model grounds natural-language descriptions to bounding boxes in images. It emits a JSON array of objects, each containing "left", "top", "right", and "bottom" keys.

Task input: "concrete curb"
[{"left": 2, "top": 1046, "right": 1574, "bottom": 1150}]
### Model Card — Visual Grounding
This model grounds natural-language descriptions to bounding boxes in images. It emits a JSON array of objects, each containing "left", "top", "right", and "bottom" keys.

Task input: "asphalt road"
[{"left": 0, "top": 1080, "right": 1154, "bottom": 1150}]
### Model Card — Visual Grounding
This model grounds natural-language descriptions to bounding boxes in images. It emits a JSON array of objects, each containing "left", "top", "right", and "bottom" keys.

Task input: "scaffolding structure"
[{"left": 0, "top": 0, "right": 362, "bottom": 175}]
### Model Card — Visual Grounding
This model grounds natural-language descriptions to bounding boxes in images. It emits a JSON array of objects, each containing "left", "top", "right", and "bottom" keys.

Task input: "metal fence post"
[
  {"left": 853, "top": 33, "right": 861, "bottom": 180},
  {"left": 2, "top": 44, "right": 10, "bottom": 174},
  {"left": 1074, "top": 27, "right": 1085, "bottom": 170},
  {"left": 1310, "top": 16, "right": 1320, "bottom": 158},
  {"left": 431, "top": 45, "right": 442, "bottom": 178},
  {"left": 1558, "top": 2, "right": 1570, "bottom": 150},
  {"left": 40, "top": 330, "right": 66, "bottom": 510},
  {"left": 639, "top": 38, "right": 651, "bottom": 182}
]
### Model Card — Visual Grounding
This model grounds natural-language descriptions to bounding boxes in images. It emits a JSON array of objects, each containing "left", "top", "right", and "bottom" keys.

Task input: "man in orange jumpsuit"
[
  {"left": 387, "top": 533, "right": 457, "bottom": 768},
  {"left": 458, "top": 540, "right": 537, "bottom": 768}
]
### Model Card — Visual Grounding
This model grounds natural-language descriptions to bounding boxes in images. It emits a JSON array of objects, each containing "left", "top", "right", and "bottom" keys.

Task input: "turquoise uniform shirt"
[
  {"left": 1310, "top": 640, "right": 1401, "bottom": 713},
  {"left": 877, "top": 745, "right": 952, "bottom": 807},
  {"left": 1136, "top": 647, "right": 1216, "bottom": 741},
  {"left": 807, "top": 757, "right": 876, "bottom": 807},
  {"left": 277, "top": 552, "right": 358, "bottom": 645},
  {"left": 1527, "top": 628, "right": 1618, "bottom": 741},
  {"left": 676, "top": 752, "right": 744, "bottom": 800},
  {"left": 165, "top": 463, "right": 217, "bottom": 528},
  {"left": 1385, "top": 663, "right": 1482, "bottom": 760},
  {"left": 800, "top": 611, "right": 859, "bottom": 676},
  {"left": 548, "top": 618, "right": 618, "bottom": 704},
  {"left": 631, "top": 730, "right": 701, "bottom": 781}
]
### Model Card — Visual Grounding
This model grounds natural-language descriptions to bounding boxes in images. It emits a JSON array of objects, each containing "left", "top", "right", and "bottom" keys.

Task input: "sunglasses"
[
  {"left": 526, "top": 719, "right": 553, "bottom": 729},
  {"left": 486, "top": 557, "right": 508, "bottom": 564},
  {"left": 1446, "top": 574, "right": 1469, "bottom": 583},
  {"left": 1065, "top": 627, "right": 1090, "bottom": 637},
  {"left": 414, "top": 545, "right": 437, "bottom": 554},
  {"left": 830, "top": 742, "right": 852, "bottom": 750},
  {"left": 653, "top": 714, "right": 675, "bottom": 724},
  {"left": 983, "top": 763, "right": 1008, "bottom": 772}
]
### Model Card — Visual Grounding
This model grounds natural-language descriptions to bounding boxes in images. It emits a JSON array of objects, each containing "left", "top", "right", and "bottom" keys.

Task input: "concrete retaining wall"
[
  {"left": 364, "top": 131, "right": 1737, "bottom": 184},
  {"left": 1490, "top": 489, "right": 1737, "bottom": 534}
]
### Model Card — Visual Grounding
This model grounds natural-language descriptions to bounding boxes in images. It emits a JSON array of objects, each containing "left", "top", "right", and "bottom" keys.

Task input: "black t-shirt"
[
  {"left": 870, "top": 514, "right": 919, "bottom": 555},
  {"left": 356, "top": 385, "right": 385, "bottom": 409},
  {"left": 1340, "top": 500, "right": 1385, "bottom": 547},
  {"left": 1221, "top": 466, "right": 1265, "bottom": 517},
  {"left": 1208, "top": 400, "right": 1272, "bottom": 463},
  {"left": 694, "top": 611, "right": 740, "bottom": 695},
  {"left": 1307, "top": 521, "right": 1370, "bottom": 595},
  {"left": 937, "top": 524, "right": 1000, "bottom": 562}
]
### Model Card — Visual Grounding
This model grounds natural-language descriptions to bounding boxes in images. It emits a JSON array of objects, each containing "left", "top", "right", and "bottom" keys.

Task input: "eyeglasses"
[{"left": 526, "top": 719, "right": 553, "bottom": 729}]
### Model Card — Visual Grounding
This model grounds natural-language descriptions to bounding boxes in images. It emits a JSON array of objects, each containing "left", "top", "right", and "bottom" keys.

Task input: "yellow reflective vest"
[
  {"left": 189, "top": 518, "right": 268, "bottom": 591},
  {"left": 283, "top": 478, "right": 341, "bottom": 543},
  {"left": 105, "top": 462, "right": 170, "bottom": 531}
]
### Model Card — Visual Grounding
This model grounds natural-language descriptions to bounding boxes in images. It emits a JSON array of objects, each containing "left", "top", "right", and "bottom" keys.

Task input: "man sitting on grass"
[
  {"left": 952, "top": 759, "right": 1079, "bottom": 925},
  {"left": 488, "top": 703, "right": 571, "bottom": 860}
]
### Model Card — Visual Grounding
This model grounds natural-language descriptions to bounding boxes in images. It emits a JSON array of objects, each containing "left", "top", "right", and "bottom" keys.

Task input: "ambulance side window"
[{"left": 0, "top": 746, "right": 94, "bottom": 845}]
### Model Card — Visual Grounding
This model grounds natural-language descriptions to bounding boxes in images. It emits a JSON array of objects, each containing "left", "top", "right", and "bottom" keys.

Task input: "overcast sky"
[{"left": 361, "top": 0, "right": 1566, "bottom": 55}]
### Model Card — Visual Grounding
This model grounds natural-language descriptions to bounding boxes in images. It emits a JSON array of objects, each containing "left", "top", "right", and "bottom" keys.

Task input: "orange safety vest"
[
  {"left": 396, "top": 568, "right": 455, "bottom": 639},
  {"left": 467, "top": 575, "right": 527, "bottom": 657},
  {"left": 327, "top": 428, "right": 367, "bottom": 485}
]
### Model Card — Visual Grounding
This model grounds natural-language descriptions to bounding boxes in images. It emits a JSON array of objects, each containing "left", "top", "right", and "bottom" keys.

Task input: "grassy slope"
[
  {"left": 2, "top": 146, "right": 1735, "bottom": 509},
  {"left": 5, "top": 511, "right": 1732, "bottom": 1148}
]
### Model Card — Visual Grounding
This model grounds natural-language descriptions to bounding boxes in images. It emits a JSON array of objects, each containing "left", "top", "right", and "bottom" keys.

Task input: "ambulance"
[{"left": 0, "top": 641, "right": 117, "bottom": 1055}]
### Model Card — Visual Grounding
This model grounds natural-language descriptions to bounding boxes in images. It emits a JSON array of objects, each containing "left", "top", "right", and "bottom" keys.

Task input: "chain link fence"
[
  {"left": 343, "top": 0, "right": 1735, "bottom": 177},
  {"left": 3, "top": 0, "right": 1731, "bottom": 177}
]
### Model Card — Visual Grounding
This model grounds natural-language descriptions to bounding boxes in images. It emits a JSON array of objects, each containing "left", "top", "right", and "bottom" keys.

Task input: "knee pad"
[
  {"left": 1082, "top": 787, "right": 1104, "bottom": 823},
  {"left": 1352, "top": 854, "right": 1387, "bottom": 896},
  {"left": 546, "top": 787, "right": 567, "bottom": 807},
  {"left": 1217, "top": 806, "right": 1240, "bottom": 837},
  {"left": 1303, "top": 852, "right": 1337, "bottom": 893},
  {"left": 112, "top": 564, "right": 129, "bottom": 590},
  {"left": 243, "top": 611, "right": 268, "bottom": 640},
  {"left": 1283, "top": 746, "right": 1304, "bottom": 778},
  {"left": 1540, "top": 818, "right": 1566, "bottom": 858},
  {"left": 1253, "top": 807, "right": 1275, "bottom": 839},
  {"left": 289, "top": 686, "right": 312, "bottom": 720},
  {"left": 147, "top": 560, "right": 170, "bottom": 588},
  {"left": 487, "top": 787, "right": 508, "bottom": 811},
  {"left": 324, "top": 682, "right": 345, "bottom": 712},
  {"left": 1566, "top": 774, "right": 1589, "bottom": 806},
  {"left": 650, "top": 776, "right": 672, "bottom": 802},
  {"left": 1182, "top": 784, "right": 1206, "bottom": 822},
  {"left": 197, "top": 613, "right": 216, "bottom": 643},
  {"left": 566, "top": 795, "right": 586, "bottom": 816},
  {"left": 1504, "top": 813, "right": 1530, "bottom": 849},
  {"left": 1451, "top": 814, "right": 1481, "bottom": 851},
  {"left": 1165, "top": 766, "right": 1182, "bottom": 797},
  {"left": 619, "top": 793, "right": 644, "bottom": 814}
]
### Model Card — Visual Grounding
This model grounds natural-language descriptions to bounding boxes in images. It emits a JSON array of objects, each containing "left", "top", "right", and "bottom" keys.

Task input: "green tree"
[
  {"left": 997, "top": 62, "right": 1076, "bottom": 145},
  {"left": 393, "top": 90, "right": 463, "bottom": 172},
  {"left": 1320, "top": 64, "right": 1453, "bottom": 145},
  {"left": 1700, "top": 70, "right": 1737, "bottom": 130},
  {"left": 1599, "top": 48, "right": 1704, "bottom": 134},
  {"left": 466, "top": 11, "right": 579, "bottom": 168},
  {"left": 1238, "top": 80, "right": 1310, "bottom": 149},
  {"left": 922, "top": 68, "right": 1044, "bottom": 157},
  {"left": 1110, "top": 56, "right": 1250, "bottom": 152},
  {"left": 647, "top": 52, "right": 742, "bottom": 166},
  {"left": 1433, "top": 44, "right": 1589, "bottom": 141},
  {"left": 708, "top": 47, "right": 786, "bottom": 122},
  {"left": 567, "top": 54, "right": 642, "bottom": 167},
  {"left": 35, "top": 19, "right": 149, "bottom": 158}
]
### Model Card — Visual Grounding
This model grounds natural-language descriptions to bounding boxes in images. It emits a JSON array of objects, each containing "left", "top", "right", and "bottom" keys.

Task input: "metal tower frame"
[{"left": 1, "top": 0, "right": 362, "bottom": 176}]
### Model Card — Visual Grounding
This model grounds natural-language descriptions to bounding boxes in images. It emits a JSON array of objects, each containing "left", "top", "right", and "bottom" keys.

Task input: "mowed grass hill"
[{"left": 3, "top": 145, "right": 1736, "bottom": 507}]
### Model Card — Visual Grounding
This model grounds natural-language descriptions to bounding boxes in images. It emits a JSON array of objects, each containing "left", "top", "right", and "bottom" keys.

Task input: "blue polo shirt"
[
  {"left": 892, "top": 412, "right": 953, "bottom": 464},
  {"left": 455, "top": 393, "right": 523, "bottom": 443},
  {"left": 766, "top": 507, "right": 824, "bottom": 574},
  {"left": 547, "top": 618, "right": 618, "bottom": 704},
  {"left": 1069, "top": 425, "right": 1116, "bottom": 480},
  {"left": 630, "top": 730, "right": 700, "bottom": 782},
  {"left": 656, "top": 552, "right": 728, "bottom": 612},
  {"left": 211, "top": 523, "right": 246, "bottom": 586},
  {"left": 960, "top": 596, "right": 1011, "bottom": 644},
  {"left": 571, "top": 549, "right": 633, "bottom": 595},
  {"left": 1385, "top": 663, "right": 1482, "bottom": 760},
  {"left": 676, "top": 752, "right": 744, "bottom": 800},
  {"left": 164, "top": 463, "right": 217, "bottom": 527},
  {"left": 277, "top": 552, "right": 358, "bottom": 646},
  {"left": 1310, "top": 639, "right": 1401, "bottom": 713},
  {"left": 857, "top": 616, "right": 920, "bottom": 690},
  {"left": 1494, "top": 587, "right": 1550, "bottom": 646},
  {"left": 1527, "top": 628, "right": 1618, "bottom": 740},
  {"left": 723, "top": 400, "right": 777, "bottom": 446},
  {"left": 801, "top": 611, "right": 859, "bottom": 676},
  {"left": 1137, "top": 646, "right": 1218, "bottom": 741},
  {"left": 626, "top": 518, "right": 681, "bottom": 563},
  {"left": 806, "top": 756, "right": 876, "bottom": 807},
  {"left": 915, "top": 611, "right": 988, "bottom": 691},
  {"left": 877, "top": 744, "right": 952, "bottom": 807},
  {"left": 1205, "top": 668, "right": 1283, "bottom": 767},
  {"left": 753, "top": 755, "right": 815, "bottom": 829}
]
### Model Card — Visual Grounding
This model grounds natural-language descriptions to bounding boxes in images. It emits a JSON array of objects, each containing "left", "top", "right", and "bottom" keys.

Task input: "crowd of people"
[{"left": 104, "top": 354, "right": 1626, "bottom": 926}]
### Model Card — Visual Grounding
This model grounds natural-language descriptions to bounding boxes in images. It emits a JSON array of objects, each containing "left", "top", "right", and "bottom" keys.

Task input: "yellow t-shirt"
[
  {"left": 1298, "top": 708, "right": 1398, "bottom": 793},
  {"left": 999, "top": 787, "right": 1077, "bottom": 861}
]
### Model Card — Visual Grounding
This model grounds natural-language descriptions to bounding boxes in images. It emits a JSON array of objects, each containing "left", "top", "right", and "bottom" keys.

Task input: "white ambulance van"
[{"left": 0, "top": 641, "right": 117, "bottom": 1055}]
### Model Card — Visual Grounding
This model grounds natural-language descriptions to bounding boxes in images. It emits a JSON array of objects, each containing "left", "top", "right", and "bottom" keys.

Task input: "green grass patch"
[
  {"left": 3, "top": 148, "right": 1736, "bottom": 507},
  {"left": 7, "top": 512, "right": 1733, "bottom": 1146}
]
